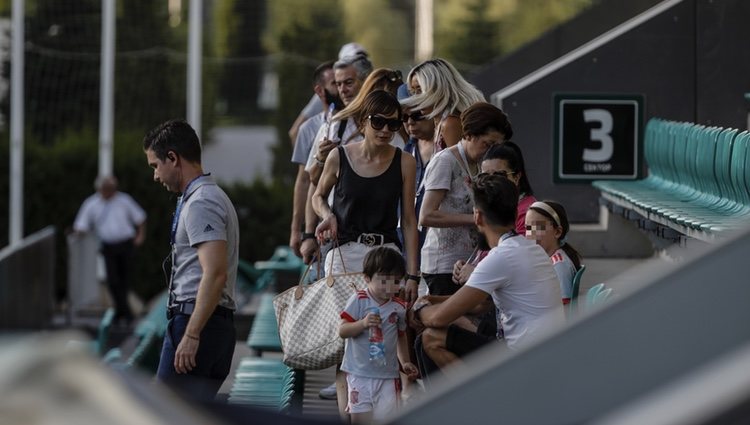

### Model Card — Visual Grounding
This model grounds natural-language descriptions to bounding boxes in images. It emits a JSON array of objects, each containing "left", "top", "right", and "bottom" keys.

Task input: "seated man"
[{"left": 411, "top": 174, "right": 563, "bottom": 370}]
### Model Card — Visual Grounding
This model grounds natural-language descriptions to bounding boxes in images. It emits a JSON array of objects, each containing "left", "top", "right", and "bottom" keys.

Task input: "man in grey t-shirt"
[{"left": 143, "top": 119, "right": 239, "bottom": 401}]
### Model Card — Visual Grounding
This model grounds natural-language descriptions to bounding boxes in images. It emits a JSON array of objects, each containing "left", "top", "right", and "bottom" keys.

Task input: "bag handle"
[
  {"left": 293, "top": 239, "right": 350, "bottom": 300},
  {"left": 294, "top": 246, "right": 322, "bottom": 299}
]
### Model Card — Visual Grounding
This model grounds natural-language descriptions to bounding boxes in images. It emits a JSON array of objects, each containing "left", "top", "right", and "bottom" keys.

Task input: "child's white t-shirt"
[{"left": 340, "top": 289, "right": 407, "bottom": 379}]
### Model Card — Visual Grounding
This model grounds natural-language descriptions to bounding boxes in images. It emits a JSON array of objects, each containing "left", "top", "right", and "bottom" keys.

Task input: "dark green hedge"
[{"left": 0, "top": 130, "right": 292, "bottom": 304}]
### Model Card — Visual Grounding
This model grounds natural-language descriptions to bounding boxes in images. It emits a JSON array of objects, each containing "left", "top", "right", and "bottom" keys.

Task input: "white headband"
[{"left": 530, "top": 201, "right": 561, "bottom": 228}]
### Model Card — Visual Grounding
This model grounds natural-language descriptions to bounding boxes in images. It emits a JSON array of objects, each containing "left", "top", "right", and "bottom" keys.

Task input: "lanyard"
[
  {"left": 170, "top": 173, "right": 209, "bottom": 245},
  {"left": 456, "top": 141, "right": 478, "bottom": 180}
]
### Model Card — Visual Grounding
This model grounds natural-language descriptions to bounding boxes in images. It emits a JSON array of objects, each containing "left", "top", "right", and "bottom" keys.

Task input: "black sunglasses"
[
  {"left": 477, "top": 170, "right": 516, "bottom": 180},
  {"left": 402, "top": 112, "right": 427, "bottom": 123},
  {"left": 368, "top": 115, "right": 403, "bottom": 132}
]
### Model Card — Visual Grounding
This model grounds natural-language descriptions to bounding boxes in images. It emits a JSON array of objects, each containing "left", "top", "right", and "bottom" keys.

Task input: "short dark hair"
[
  {"left": 362, "top": 247, "right": 406, "bottom": 279},
  {"left": 359, "top": 90, "right": 402, "bottom": 125},
  {"left": 142, "top": 119, "right": 202, "bottom": 163},
  {"left": 471, "top": 173, "right": 518, "bottom": 227},
  {"left": 482, "top": 141, "right": 533, "bottom": 196},
  {"left": 313, "top": 60, "right": 334, "bottom": 86},
  {"left": 461, "top": 102, "right": 513, "bottom": 141}
]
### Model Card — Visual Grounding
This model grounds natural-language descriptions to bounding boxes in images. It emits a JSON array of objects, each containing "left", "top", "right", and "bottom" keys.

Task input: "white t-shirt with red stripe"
[
  {"left": 551, "top": 248, "right": 577, "bottom": 303},
  {"left": 340, "top": 289, "right": 407, "bottom": 379}
]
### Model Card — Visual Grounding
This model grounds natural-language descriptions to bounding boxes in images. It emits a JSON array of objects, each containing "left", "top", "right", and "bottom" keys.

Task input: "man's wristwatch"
[
  {"left": 406, "top": 273, "right": 421, "bottom": 282},
  {"left": 413, "top": 301, "right": 430, "bottom": 321},
  {"left": 301, "top": 232, "right": 317, "bottom": 242}
]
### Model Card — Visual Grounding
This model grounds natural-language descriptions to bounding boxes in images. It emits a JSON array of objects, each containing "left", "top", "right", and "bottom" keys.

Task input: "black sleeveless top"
[{"left": 333, "top": 146, "right": 402, "bottom": 247}]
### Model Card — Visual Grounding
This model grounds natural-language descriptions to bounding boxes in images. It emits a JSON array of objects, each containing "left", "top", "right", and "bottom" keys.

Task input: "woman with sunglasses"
[
  {"left": 313, "top": 89, "right": 420, "bottom": 302},
  {"left": 307, "top": 68, "right": 407, "bottom": 186},
  {"left": 401, "top": 58, "right": 485, "bottom": 152},
  {"left": 480, "top": 141, "right": 536, "bottom": 234},
  {"left": 398, "top": 107, "right": 436, "bottom": 254},
  {"left": 331, "top": 68, "right": 408, "bottom": 145},
  {"left": 419, "top": 102, "right": 512, "bottom": 296}
]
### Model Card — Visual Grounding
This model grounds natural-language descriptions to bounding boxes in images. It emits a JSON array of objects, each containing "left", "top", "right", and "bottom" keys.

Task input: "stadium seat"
[
  {"left": 586, "top": 283, "right": 605, "bottom": 307},
  {"left": 246, "top": 293, "right": 283, "bottom": 356},
  {"left": 570, "top": 265, "right": 587, "bottom": 301},
  {"left": 228, "top": 357, "right": 298, "bottom": 412},
  {"left": 594, "top": 119, "right": 750, "bottom": 242},
  {"left": 593, "top": 288, "right": 614, "bottom": 305}
]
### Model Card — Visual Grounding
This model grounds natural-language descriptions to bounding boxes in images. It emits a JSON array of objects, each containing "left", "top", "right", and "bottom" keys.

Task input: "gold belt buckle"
[{"left": 361, "top": 233, "right": 378, "bottom": 247}]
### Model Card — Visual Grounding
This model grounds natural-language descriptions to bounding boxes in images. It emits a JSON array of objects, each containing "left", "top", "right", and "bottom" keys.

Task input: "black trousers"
[
  {"left": 100, "top": 239, "right": 135, "bottom": 321},
  {"left": 422, "top": 273, "right": 460, "bottom": 296}
]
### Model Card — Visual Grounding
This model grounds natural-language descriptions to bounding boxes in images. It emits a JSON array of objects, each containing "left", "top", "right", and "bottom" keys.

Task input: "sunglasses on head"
[
  {"left": 368, "top": 115, "right": 403, "bottom": 132},
  {"left": 402, "top": 112, "right": 427, "bottom": 123},
  {"left": 386, "top": 70, "right": 403, "bottom": 83}
]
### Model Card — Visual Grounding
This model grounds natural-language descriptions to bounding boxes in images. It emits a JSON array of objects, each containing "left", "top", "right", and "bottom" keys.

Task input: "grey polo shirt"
[{"left": 171, "top": 176, "right": 238, "bottom": 310}]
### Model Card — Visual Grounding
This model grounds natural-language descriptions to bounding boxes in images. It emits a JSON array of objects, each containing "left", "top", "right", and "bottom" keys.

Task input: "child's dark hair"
[
  {"left": 528, "top": 200, "right": 583, "bottom": 270},
  {"left": 362, "top": 247, "right": 406, "bottom": 279},
  {"left": 482, "top": 141, "right": 533, "bottom": 196}
]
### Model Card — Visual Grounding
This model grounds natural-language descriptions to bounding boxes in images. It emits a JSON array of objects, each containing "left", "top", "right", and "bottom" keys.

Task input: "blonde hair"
[
  {"left": 332, "top": 68, "right": 404, "bottom": 132},
  {"left": 401, "top": 58, "right": 485, "bottom": 120}
]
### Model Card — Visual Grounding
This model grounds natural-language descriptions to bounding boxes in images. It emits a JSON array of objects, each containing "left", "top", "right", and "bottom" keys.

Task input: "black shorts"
[
  {"left": 445, "top": 324, "right": 497, "bottom": 358},
  {"left": 422, "top": 273, "right": 459, "bottom": 296}
]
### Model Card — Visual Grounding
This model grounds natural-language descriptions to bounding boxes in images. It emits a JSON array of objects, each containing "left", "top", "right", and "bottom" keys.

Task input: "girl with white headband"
[{"left": 525, "top": 201, "right": 583, "bottom": 305}]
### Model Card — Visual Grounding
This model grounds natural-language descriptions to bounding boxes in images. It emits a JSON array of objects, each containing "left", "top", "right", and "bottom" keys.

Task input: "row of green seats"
[
  {"left": 104, "top": 290, "right": 169, "bottom": 373},
  {"left": 228, "top": 358, "right": 297, "bottom": 412},
  {"left": 237, "top": 259, "right": 276, "bottom": 294},
  {"left": 246, "top": 293, "right": 283, "bottom": 356},
  {"left": 594, "top": 119, "right": 750, "bottom": 240}
]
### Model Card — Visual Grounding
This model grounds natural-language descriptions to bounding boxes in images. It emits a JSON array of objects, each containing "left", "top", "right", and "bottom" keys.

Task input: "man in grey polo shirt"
[{"left": 143, "top": 119, "right": 239, "bottom": 401}]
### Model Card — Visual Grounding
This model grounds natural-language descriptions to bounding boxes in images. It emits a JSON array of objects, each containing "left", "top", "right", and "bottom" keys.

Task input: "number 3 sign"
[{"left": 554, "top": 94, "right": 643, "bottom": 182}]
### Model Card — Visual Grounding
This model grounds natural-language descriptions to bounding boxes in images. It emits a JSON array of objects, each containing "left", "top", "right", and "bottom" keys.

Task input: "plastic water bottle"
[{"left": 366, "top": 307, "right": 387, "bottom": 366}]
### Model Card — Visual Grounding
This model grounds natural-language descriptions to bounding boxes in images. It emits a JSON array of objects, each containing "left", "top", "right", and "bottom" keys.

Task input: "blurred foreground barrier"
[{"left": 0, "top": 226, "right": 56, "bottom": 329}]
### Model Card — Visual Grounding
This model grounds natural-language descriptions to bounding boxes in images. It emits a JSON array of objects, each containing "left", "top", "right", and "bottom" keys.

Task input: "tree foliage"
[
  {"left": 212, "top": 0, "right": 266, "bottom": 123},
  {"left": 435, "top": 0, "right": 594, "bottom": 65},
  {"left": 24, "top": 0, "right": 101, "bottom": 145},
  {"left": 340, "top": 0, "right": 413, "bottom": 71},
  {"left": 265, "top": 0, "right": 345, "bottom": 184},
  {"left": 440, "top": 0, "right": 501, "bottom": 72}
]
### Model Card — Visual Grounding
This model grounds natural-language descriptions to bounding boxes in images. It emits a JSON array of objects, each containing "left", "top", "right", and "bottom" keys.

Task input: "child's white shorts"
[{"left": 346, "top": 374, "right": 401, "bottom": 419}]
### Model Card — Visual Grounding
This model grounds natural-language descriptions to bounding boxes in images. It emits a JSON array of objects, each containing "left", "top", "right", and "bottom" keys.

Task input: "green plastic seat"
[
  {"left": 92, "top": 307, "right": 115, "bottom": 356},
  {"left": 246, "top": 293, "right": 283, "bottom": 355},
  {"left": 228, "top": 356, "right": 298, "bottom": 412},
  {"left": 565, "top": 265, "right": 587, "bottom": 317},
  {"left": 237, "top": 259, "right": 276, "bottom": 293},
  {"left": 570, "top": 265, "right": 586, "bottom": 301},
  {"left": 593, "top": 288, "right": 614, "bottom": 305},
  {"left": 586, "top": 283, "right": 605, "bottom": 307}
]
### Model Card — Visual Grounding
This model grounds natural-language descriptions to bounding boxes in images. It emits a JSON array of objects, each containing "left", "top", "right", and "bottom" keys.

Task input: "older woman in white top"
[{"left": 419, "top": 102, "right": 513, "bottom": 296}]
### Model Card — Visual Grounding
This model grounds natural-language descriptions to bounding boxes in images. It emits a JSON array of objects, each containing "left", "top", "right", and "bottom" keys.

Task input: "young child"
[
  {"left": 524, "top": 200, "right": 584, "bottom": 305},
  {"left": 339, "top": 247, "right": 419, "bottom": 423}
]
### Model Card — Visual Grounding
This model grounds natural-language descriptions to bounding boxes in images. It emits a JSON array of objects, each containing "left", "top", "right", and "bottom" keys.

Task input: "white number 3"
[{"left": 583, "top": 109, "right": 613, "bottom": 162}]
